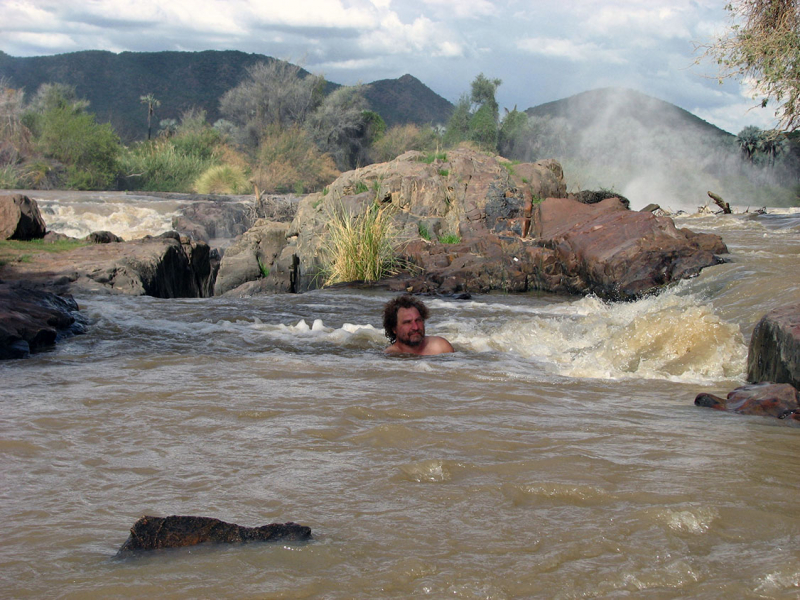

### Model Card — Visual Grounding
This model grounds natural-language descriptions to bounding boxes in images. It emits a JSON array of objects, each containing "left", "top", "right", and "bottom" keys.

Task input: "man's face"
[{"left": 394, "top": 306, "right": 425, "bottom": 347}]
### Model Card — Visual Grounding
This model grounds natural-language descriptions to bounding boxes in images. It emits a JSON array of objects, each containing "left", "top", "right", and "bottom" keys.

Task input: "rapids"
[{"left": 1, "top": 193, "right": 799, "bottom": 598}]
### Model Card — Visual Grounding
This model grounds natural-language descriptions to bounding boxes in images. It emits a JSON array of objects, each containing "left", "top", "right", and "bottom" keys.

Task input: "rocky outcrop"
[
  {"left": 747, "top": 303, "right": 800, "bottom": 388},
  {"left": 172, "top": 195, "right": 297, "bottom": 243},
  {"left": 117, "top": 516, "right": 312, "bottom": 553},
  {"left": 695, "top": 383, "right": 799, "bottom": 424},
  {"left": 0, "top": 194, "right": 47, "bottom": 240},
  {"left": 214, "top": 220, "right": 289, "bottom": 296},
  {"left": 268, "top": 148, "right": 569, "bottom": 294},
  {"left": 240, "top": 148, "right": 727, "bottom": 299},
  {"left": 0, "top": 232, "right": 218, "bottom": 298},
  {"left": 0, "top": 283, "right": 86, "bottom": 359}
]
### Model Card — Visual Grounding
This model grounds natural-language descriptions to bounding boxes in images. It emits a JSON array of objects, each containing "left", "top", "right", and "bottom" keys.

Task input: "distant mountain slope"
[
  {"left": 526, "top": 87, "right": 733, "bottom": 139},
  {"left": 0, "top": 50, "right": 452, "bottom": 140},
  {"left": 364, "top": 74, "right": 452, "bottom": 127}
]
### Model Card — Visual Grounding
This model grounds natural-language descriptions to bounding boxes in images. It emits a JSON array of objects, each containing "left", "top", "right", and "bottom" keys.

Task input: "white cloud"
[
  {"left": 517, "top": 37, "right": 625, "bottom": 64},
  {"left": 420, "top": 0, "right": 495, "bottom": 19},
  {"left": 358, "top": 12, "right": 462, "bottom": 57}
]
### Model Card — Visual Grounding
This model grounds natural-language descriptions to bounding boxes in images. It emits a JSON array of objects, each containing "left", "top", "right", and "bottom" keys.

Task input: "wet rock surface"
[
  {"left": 747, "top": 303, "right": 800, "bottom": 389},
  {"left": 695, "top": 382, "right": 799, "bottom": 424},
  {"left": 117, "top": 516, "right": 312, "bottom": 554},
  {"left": 0, "top": 283, "right": 86, "bottom": 359}
]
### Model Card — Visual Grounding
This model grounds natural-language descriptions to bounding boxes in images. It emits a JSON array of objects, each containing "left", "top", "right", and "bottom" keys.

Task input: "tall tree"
[
  {"left": 219, "top": 60, "right": 325, "bottom": 147},
  {"left": 704, "top": 1, "right": 800, "bottom": 131},
  {"left": 140, "top": 94, "right": 160, "bottom": 140}
]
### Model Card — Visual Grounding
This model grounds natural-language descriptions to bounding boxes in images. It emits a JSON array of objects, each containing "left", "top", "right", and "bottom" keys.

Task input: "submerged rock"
[
  {"left": 0, "top": 283, "right": 86, "bottom": 359},
  {"left": 695, "top": 383, "right": 799, "bottom": 423},
  {"left": 117, "top": 515, "right": 312, "bottom": 553}
]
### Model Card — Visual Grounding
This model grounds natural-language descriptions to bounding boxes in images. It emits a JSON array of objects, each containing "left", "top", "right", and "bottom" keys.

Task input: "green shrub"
[
  {"left": 119, "top": 139, "right": 215, "bottom": 192},
  {"left": 36, "top": 107, "right": 120, "bottom": 190},
  {"left": 253, "top": 124, "right": 339, "bottom": 194},
  {"left": 0, "top": 165, "right": 19, "bottom": 189},
  {"left": 418, "top": 222, "right": 431, "bottom": 240},
  {"left": 439, "top": 233, "right": 461, "bottom": 244},
  {"left": 355, "top": 180, "right": 369, "bottom": 194},
  {"left": 194, "top": 164, "right": 251, "bottom": 194},
  {"left": 418, "top": 151, "right": 447, "bottom": 164},
  {"left": 321, "top": 201, "right": 401, "bottom": 286},
  {"left": 438, "top": 169, "right": 449, "bottom": 177}
]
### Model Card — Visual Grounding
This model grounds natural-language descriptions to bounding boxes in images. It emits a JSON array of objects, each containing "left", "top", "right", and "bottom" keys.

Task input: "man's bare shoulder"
[{"left": 422, "top": 336, "right": 454, "bottom": 355}]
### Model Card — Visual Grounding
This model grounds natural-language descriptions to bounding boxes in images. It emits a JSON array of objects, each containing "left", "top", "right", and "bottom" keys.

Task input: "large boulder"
[
  {"left": 214, "top": 220, "right": 290, "bottom": 295},
  {"left": 0, "top": 283, "right": 86, "bottom": 359},
  {"left": 528, "top": 197, "right": 727, "bottom": 298},
  {"left": 0, "top": 194, "right": 47, "bottom": 240},
  {"left": 117, "top": 515, "right": 312, "bottom": 554},
  {"left": 273, "top": 148, "right": 567, "bottom": 293},
  {"left": 747, "top": 303, "right": 800, "bottom": 388},
  {"left": 0, "top": 232, "right": 218, "bottom": 298}
]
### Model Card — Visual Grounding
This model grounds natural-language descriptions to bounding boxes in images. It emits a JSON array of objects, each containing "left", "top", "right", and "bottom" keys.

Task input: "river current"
[{"left": 2, "top": 192, "right": 799, "bottom": 598}]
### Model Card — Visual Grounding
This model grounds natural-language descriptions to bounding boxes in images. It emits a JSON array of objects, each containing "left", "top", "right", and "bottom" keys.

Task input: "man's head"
[{"left": 383, "top": 294, "right": 429, "bottom": 345}]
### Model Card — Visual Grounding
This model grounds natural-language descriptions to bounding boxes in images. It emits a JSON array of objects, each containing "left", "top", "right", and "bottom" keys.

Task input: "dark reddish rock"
[
  {"left": 0, "top": 283, "right": 85, "bottom": 359},
  {"left": 747, "top": 303, "right": 800, "bottom": 388},
  {"left": 117, "top": 515, "right": 312, "bottom": 553},
  {"left": 0, "top": 194, "right": 47, "bottom": 240},
  {"left": 695, "top": 383, "right": 799, "bottom": 423}
]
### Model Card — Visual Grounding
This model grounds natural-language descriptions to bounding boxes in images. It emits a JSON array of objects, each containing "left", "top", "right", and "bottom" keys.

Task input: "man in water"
[{"left": 383, "top": 294, "right": 455, "bottom": 355}]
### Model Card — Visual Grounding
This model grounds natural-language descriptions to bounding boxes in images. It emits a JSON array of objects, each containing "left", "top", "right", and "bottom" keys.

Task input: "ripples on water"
[{"left": 1, "top": 204, "right": 799, "bottom": 598}]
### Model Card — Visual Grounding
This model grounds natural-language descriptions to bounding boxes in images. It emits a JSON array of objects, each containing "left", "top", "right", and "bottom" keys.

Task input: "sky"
[{"left": 0, "top": 0, "right": 782, "bottom": 135}]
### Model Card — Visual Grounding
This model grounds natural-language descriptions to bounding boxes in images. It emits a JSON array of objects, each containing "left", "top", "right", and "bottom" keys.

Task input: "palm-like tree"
[{"left": 140, "top": 94, "right": 161, "bottom": 140}]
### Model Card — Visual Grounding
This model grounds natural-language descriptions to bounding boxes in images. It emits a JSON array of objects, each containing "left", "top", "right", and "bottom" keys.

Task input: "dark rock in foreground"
[
  {"left": 747, "top": 303, "right": 800, "bottom": 389},
  {"left": 117, "top": 515, "right": 312, "bottom": 554},
  {"left": 0, "top": 194, "right": 47, "bottom": 240},
  {"left": 0, "top": 283, "right": 86, "bottom": 359},
  {"left": 695, "top": 383, "right": 799, "bottom": 424}
]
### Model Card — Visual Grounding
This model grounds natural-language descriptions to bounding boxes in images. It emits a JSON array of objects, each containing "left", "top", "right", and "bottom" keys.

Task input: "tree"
[
  {"left": 140, "top": 94, "right": 160, "bottom": 140},
  {"left": 304, "top": 85, "right": 370, "bottom": 170},
  {"left": 704, "top": 1, "right": 800, "bottom": 131},
  {"left": 443, "top": 74, "right": 503, "bottom": 152},
  {"left": 737, "top": 125, "right": 763, "bottom": 162},
  {"left": 219, "top": 60, "right": 325, "bottom": 147}
]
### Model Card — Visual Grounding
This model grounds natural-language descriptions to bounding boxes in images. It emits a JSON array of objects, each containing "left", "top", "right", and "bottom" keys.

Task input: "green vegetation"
[
  {"left": 321, "top": 201, "right": 401, "bottom": 286},
  {"left": 443, "top": 73, "right": 501, "bottom": 152},
  {"left": 418, "top": 151, "right": 447, "bottom": 164},
  {"left": 438, "top": 169, "right": 449, "bottom": 177},
  {"left": 194, "top": 164, "right": 251, "bottom": 194},
  {"left": 418, "top": 222, "right": 431, "bottom": 240},
  {"left": 257, "top": 257, "right": 270, "bottom": 278},
  {"left": 703, "top": 1, "right": 800, "bottom": 132},
  {"left": 439, "top": 233, "right": 461, "bottom": 244},
  {"left": 354, "top": 181, "right": 369, "bottom": 194}
]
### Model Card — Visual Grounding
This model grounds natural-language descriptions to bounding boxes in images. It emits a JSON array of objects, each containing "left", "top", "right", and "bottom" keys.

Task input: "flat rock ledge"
[
  {"left": 117, "top": 515, "right": 312, "bottom": 554},
  {"left": 695, "top": 303, "right": 800, "bottom": 425}
]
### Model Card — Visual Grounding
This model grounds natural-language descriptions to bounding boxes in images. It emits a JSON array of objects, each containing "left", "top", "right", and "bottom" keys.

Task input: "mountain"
[
  {"left": 0, "top": 50, "right": 453, "bottom": 141},
  {"left": 364, "top": 74, "right": 452, "bottom": 128},
  {"left": 526, "top": 87, "right": 733, "bottom": 140}
]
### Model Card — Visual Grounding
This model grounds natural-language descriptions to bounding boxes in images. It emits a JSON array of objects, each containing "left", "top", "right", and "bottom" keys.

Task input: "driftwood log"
[
  {"left": 117, "top": 515, "right": 312, "bottom": 554},
  {"left": 707, "top": 191, "right": 732, "bottom": 214}
]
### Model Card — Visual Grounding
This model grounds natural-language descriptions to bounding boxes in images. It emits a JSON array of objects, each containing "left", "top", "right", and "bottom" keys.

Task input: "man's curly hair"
[{"left": 383, "top": 294, "right": 429, "bottom": 343}]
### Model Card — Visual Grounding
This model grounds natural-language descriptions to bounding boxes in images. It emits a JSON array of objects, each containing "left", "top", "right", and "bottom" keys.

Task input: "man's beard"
[{"left": 397, "top": 330, "right": 424, "bottom": 347}]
